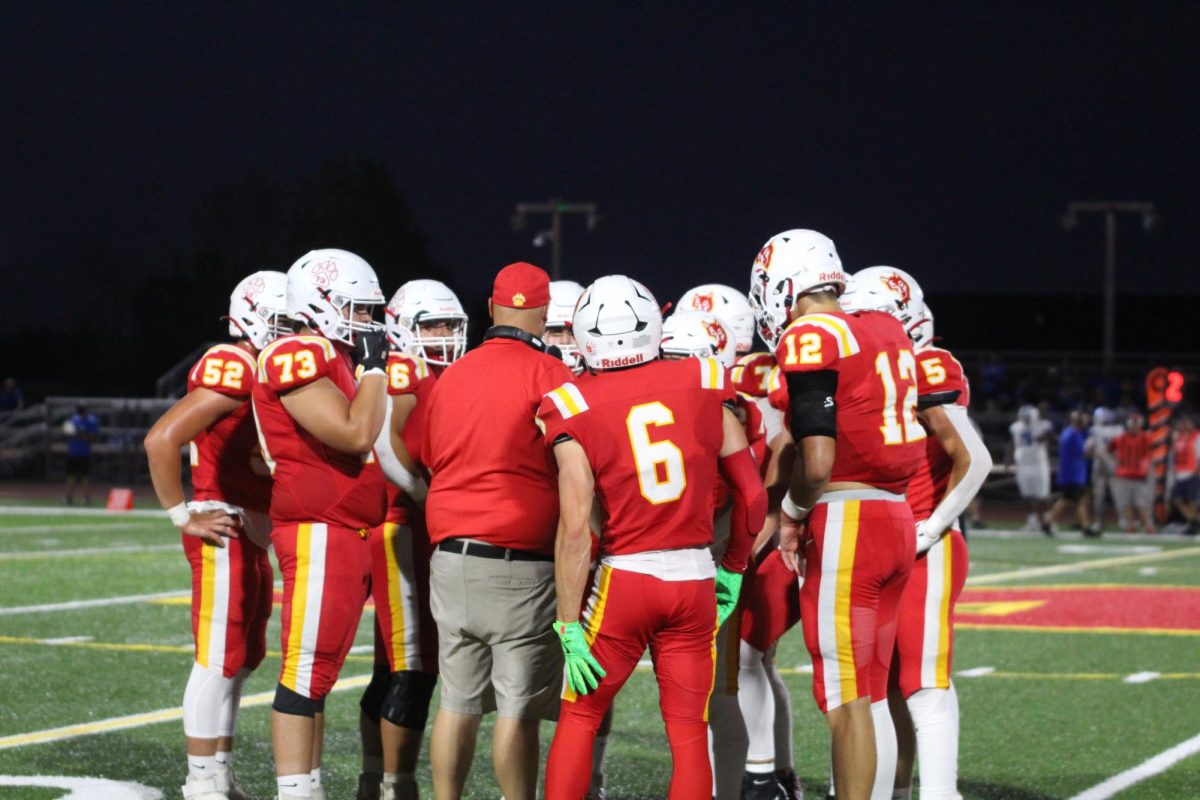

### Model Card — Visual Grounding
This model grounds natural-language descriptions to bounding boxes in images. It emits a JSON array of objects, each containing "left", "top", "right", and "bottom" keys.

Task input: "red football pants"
[
  {"left": 891, "top": 528, "right": 968, "bottom": 697},
  {"left": 369, "top": 519, "right": 437, "bottom": 674},
  {"left": 739, "top": 547, "right": 802, "bottom": 652},
  {"left": 800, "top": 496, "right": 914, "bottom": 713},
  {"left": 184, "top": 533, "right": 272, "bottom": 677},
  {"left": 545, "top": 565, "right": 717, "bottom": 800},
  {"left": 273, "top": 522, "right": 372, "bottom": 700}
]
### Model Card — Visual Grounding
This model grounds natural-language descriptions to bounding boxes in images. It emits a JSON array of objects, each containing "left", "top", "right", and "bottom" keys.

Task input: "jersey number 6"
[{"left": 626, "top": 401, "right": 687, "bottom": 505}]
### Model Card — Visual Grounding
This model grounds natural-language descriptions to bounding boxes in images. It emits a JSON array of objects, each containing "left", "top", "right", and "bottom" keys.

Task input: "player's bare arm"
[
  {"left": 144, "top": 387, "right": 243, "bottom": 546},
  {"left": 388, "top": 393, "right": 419, "bottom": 473},
  {"left": 280, "top": 372, "right": 387, "bottom": 455},
  {"left": 917, "top": 404, "right": 993, "bottom": 547},
  {"left": 552, "top": 439, "right": 595, "bottom": 624}
]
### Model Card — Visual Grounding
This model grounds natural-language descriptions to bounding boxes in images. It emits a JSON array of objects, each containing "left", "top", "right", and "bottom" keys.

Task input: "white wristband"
[
  {"left": 360, "top": 367, "right": 386, "bottom": 378},
  {"left": 166, "top": 502, "right": 191, "bottom": 528},
  {"left": 781, "top": 494, "right": 809, "bottom": 520}
]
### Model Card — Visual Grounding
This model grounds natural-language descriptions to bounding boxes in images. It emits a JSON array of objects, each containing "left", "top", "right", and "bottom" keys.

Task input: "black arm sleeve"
[
  {"left": 917, "top": 389, "right": 962, "bottom": 410},
  {"left": 786, "top": 369, "right": 838, "bottom": 439}
]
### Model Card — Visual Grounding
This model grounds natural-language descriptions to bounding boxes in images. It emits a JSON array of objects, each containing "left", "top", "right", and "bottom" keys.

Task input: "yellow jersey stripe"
[
  {"left": 196, "top": 544, "right": 215, "bottom": 668},
  {"left": 281, "top": 524, "right": 312, "bottom": 691},
  {"left": 936, "top": 539, "right": 954, "bottom": 686},
  {"left": 384, "top": 522, "right": 408, "bottom": 671},
  {"left": 550, "top": 384, "right": 588, "bottom": 418},
  {"left": 799, "top": 314, "right": 860, "bottom": 356},
  {"left": 564, "top": 564, "right": 613, "bottom": 703},
  {"left": 834, "top": 501, "right": 860, "bottom": 702}
]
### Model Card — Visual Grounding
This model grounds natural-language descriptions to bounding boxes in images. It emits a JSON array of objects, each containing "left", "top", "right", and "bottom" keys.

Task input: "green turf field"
[{"left": 0, "top": 508, "right": 1197, "bottom": 799}]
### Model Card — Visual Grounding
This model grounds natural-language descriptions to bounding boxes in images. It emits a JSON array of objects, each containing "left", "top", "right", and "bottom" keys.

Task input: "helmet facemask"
[{"left": 411, "top": 313, "right": 468, "bottom": 366}]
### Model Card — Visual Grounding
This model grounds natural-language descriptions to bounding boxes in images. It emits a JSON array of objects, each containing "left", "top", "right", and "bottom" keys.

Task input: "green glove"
[
  {"left": 714, "top": 566, "right": 744, "bottom": 627},
  {"left": 553, "top": 620, "right": 606, "bottom": 695}
]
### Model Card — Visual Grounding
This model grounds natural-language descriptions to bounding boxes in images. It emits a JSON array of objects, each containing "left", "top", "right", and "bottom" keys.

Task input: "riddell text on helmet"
[{"left": 598, "top": 354, "right": 648, "bottom": 368}]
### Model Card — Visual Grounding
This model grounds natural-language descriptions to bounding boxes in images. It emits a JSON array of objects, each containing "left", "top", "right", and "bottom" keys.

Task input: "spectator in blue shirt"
[
  {"left": 1046, "top": 409, "right": 1095, "bottom": 536},
  {"left": 64, "top": 404, "right": 100, "bottom": 505}
]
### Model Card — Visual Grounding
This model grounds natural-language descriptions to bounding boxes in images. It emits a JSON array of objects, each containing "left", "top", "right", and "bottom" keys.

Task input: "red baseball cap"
[{"left": 492, "top": 262, "right": 551, "bottom": 309}]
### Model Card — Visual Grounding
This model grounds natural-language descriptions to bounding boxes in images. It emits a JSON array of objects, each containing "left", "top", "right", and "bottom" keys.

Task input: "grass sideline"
[{"left": 0, "top": 510, "right": 1197, "bottom": 799}]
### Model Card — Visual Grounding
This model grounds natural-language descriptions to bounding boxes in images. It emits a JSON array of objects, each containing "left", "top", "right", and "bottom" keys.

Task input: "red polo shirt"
[{"left": 422, "top": 333, "right": 574, "bottom": 554}]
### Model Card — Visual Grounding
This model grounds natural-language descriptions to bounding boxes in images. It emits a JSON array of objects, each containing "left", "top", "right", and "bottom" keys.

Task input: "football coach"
[{"left": 421, "top": 262, "right": 575, "bottom": 800}]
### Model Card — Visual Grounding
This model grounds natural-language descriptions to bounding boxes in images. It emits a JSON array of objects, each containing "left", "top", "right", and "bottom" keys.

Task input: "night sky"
[{"left": 3, "top": 3, "right": 1197, "bottom": 329}]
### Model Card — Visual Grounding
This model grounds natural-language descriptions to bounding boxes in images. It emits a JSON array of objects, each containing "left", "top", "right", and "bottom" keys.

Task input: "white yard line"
[
  {"left": 0, "top": 506, "right": 167, "bottom": 519},
  {"left": 1067, "top": 731, "right": 1200, "bottom": 800},
  {"left": 0, "top": 522, "right": 160, "bottom": 535},
  {"left": 0, "top": 590, "right": 190, "bottom": 616},
  {"left": 0, "top": 673, "right": 372, "bottom": 750},
  {"left": 967, "top": 546, "right": 1200, "bottom": 586},
  {"left": 0, "top": 544, "right": 177, "bottom": 561},
  {"left": 1123, "top": 671, "right": 1161, "bottom": 684}
]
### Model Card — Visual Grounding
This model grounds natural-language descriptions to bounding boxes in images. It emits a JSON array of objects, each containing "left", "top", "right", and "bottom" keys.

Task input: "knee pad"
[
  {"left": 380, "top": 670, "right": 437, "bottom": 730},
  {"left": 273, "top": 683, "right": 325, "bottom": 717},
  {"left": 359, "top": 661, "right": 391, "bottom": 722}
]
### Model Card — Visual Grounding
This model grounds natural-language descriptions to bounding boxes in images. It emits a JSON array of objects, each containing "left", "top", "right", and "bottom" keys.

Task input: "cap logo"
[
  {"left": 882, "top": 272, "right": 911, "bottom": 305},
  {"left": 692, "top": 292, "right": 715, "bottom": 312},
  {"left": 312, "top": 259, "right": 340, "bottom": 287},
  {"left": 512, "top": 292, "right": 526, "bottom": 307}
]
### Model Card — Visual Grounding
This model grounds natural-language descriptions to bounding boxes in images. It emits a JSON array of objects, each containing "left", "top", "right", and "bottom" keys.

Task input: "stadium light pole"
[
  {"left": 1060, "top": 201, "right": 1157, "bottom": 373},
  {"left": 511, "top": 199, "right": 600, "bottom": 280}
]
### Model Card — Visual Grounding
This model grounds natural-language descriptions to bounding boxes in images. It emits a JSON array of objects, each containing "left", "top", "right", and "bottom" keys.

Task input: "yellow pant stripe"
[
  {"left": 834, "top": 501, "right": 860, "bottom": 702},
  {"left": 936, "top": 538, "right": 954, "bottom": 686},
  {"left": 383, "top": 522, "right": 408, "bottom": 671},
  {"left": 196, "top": 544, "right": 215, "bottom": 668},
  {"left": 281, "top": 524, "right": 312, "bottom": 691}
]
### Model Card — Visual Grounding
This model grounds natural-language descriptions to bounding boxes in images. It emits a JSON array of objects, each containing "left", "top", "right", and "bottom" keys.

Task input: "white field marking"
[
  {"left": 1140, "top": 567, "right": 1159, "bottom": 576},
  {"left": 637, "top": 659, "right": 653, "bottom": 668},
  {"left": 0, "top": 522, "right": 159, "bottom": 535},
  {"left": 0, "top": 590, "right": 189, "bottom": 616},
  {"left": 967, "top": 546, "right": 1200, "bottom": 586},
  {"left": 0, "top": 544, "right": 177, "bottom": 560},
  {"left": 0, "top": 673, "right": 372, "bottom": 751},
  {"left": 348, "top": 644, "right": 375, "bottom": 655},
  {"left": 794, "top": 663, "right": 814, "bottom": 673},
  {"left": 957, "top": 666, "right": 996, "bottom": 677},
  {"left": 1123, "top": 671, "right": 1161, "bottom": 684},
  {"left": 0, "top": 506, "right": 167, "bottom": 519},
  {"left": 1057, "top": 544, "right": 1161, "bottom": 556},
  {"left": 39, "top": 636, "right": 94, "bottom": 644},
  {"left": 968, "top": 528, "right": 1193, "bottom": 543},
  {"left": 1067, "top": 731, "right": 1200, "bottom": 800},
  {"left": 0, "top": 775, "right": 160, "bottom": 799}
]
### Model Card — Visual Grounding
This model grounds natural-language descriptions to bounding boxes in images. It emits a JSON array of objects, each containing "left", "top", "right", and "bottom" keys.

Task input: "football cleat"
[
  {"left": 182, "top": 774, "right": 229, "bottom": 800},
  {"left": 775, "top": 768, "right": 806, "bottom": 800},
  {"left": 741, "top": 770, "right": 789, "bottom": 800}
]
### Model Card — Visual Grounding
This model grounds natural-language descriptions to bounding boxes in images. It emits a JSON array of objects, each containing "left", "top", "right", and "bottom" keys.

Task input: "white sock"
[
  {"left": 187, "top": 754, "right": 218, "bottom": 780},
  {"left": 277, "top": 773, "right": 313, "bottom": 798},
  {"left": 871, "top": 700, "right": 897, "bottom": 800},
  {"left": 892, "top": 788, "right": 912, "bottom": 800},
  {"left": 183, "top": 662, "right": 235, "bottom": 739},
  {"left": 309, "top": 767, "right": 322, "bottom": 787},
  {"left": 738, "top": 642, "right": 775, "bottom": 773},
  {"left": 708, "top": 690, "right": 749, "bottom": 799},
  {"left": 766, "top": 655, "right": 795, "bottom": 771},
  {"left": 907, "top": 686, "right": 961, "bottom": 800},
  {"left": 214, "top": 750, "right": 231, "bottom": 768}
]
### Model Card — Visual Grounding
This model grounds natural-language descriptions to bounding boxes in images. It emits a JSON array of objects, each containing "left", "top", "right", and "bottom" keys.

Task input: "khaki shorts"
[
  {"left": 1111, "top": 477, "right": 1152, "bottom": 513},
  {"left": 429, "top": 542, "right": 561, "bottom": 719}
]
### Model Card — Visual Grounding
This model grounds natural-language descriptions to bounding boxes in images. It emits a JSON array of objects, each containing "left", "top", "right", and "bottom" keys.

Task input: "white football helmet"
[
  {"left": 851, "top": 266, "right": 930, "bottom": 345},
  {"left": 911, "top": 302, "right": 934, "bottom": 348},
  {"left": 660, "top": 311, "right": 736, "bottom": 369},
  {"left": 384, "top": 279, "right": 468, "bottom": 366},
  {"left": 286, "top": 249, "right": 385, "bottom": 345},
  {"left": 748, "top": 229, "right": 846, "bottom": 349},
  {"left": 573, "top": 275, "right": 662, "bottom": 371},
  {"left": 677, "top": 284, "right": 756, "bottom": 354},
  {"left": 545, "top": 280, "right": 585, "bottom": 372},
  {"left": 838, "top": 271, "right": 898, "bottom": 315},
  {"left": 227, "top": 270, "right": 289, "bottom": 350}
]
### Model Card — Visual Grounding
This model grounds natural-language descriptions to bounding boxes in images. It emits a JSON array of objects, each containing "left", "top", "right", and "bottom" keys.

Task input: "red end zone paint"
[{"left": 955, "top": 586, "right": 1200, "bottom": 633}]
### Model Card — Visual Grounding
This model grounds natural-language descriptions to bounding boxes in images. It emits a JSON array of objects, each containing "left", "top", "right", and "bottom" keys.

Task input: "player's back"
[
  {"left": 774, "top": 309, "right": 925, "bottom": 493},
  {"left": 906, "top": 345, "right": 971, "bottom": 521},
  {"left": 542, "top": 357, "right": 730, "bottom": 557}
]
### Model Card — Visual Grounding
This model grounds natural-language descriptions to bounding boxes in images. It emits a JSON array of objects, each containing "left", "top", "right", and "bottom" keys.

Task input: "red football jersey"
[
  {"left": 383, "top": 352, "right": 438, "bottom": 521},
  {"left": 252, "top": 334, "right": 387, "bottom": 529},
  {"left": 905, "top": 346, "right": 971, "bottom": 521},
  {"left": 186, "top": 343, "right": 272, "bottom": 513},
  {"left": 538, "top": 357, "right": 733, "bottom": 557},
  {"left": 773, "top": 310, "right": 925, "bottom": 494},
  {"left": 731, "top": 352, "right": 776, "bottom": 399}
]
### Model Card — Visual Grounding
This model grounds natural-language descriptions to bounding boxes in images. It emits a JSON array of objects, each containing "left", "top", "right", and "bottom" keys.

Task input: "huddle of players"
[{"left": 147, "top": 226, "right": 990, "bottom": 800}]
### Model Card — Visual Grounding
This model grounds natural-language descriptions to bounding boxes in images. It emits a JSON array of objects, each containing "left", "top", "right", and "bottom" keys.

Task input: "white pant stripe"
[
  {"left": 208, "top": 544, "right": 230, "bottom": 672},
  {"left": 395, "top": 528, "right": 420, "bottom": 670},
  {"left": 921, "top": 535, "right": 947, "bottom": 687},
  {"left": 295, "top": 523, "right": 328, "bottom": 697},
  {"left": 816, "top": 501, "right": 845, "bottom": 709}
]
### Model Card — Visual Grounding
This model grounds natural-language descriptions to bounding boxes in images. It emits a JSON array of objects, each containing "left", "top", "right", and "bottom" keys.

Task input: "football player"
[
  {"left": 842, "top": 269, "right": 991, "bottom": 800},
  {"left": 750, "top": 231, "right": 925, "bottom": 800},
  {"left": 145, "top": 271, "right": 288, "bottom": 800},
  {"left": 1008, "top": 404, "right": 1055, "bottom": 534},
  {"left": 545, "top": 280, "right": 586, "bottom": 373},
  {"left": 540, "top": 276, "right": 767, "bottom": 800},
  {"left": 355, "top": 279, "right": 467, "bottom": 800},
  {"left": 677, "top": 283, "right": 758, "bottom": 357},
  {"left": 252, "top": 249, "right": 390, "bottom": 800}
]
